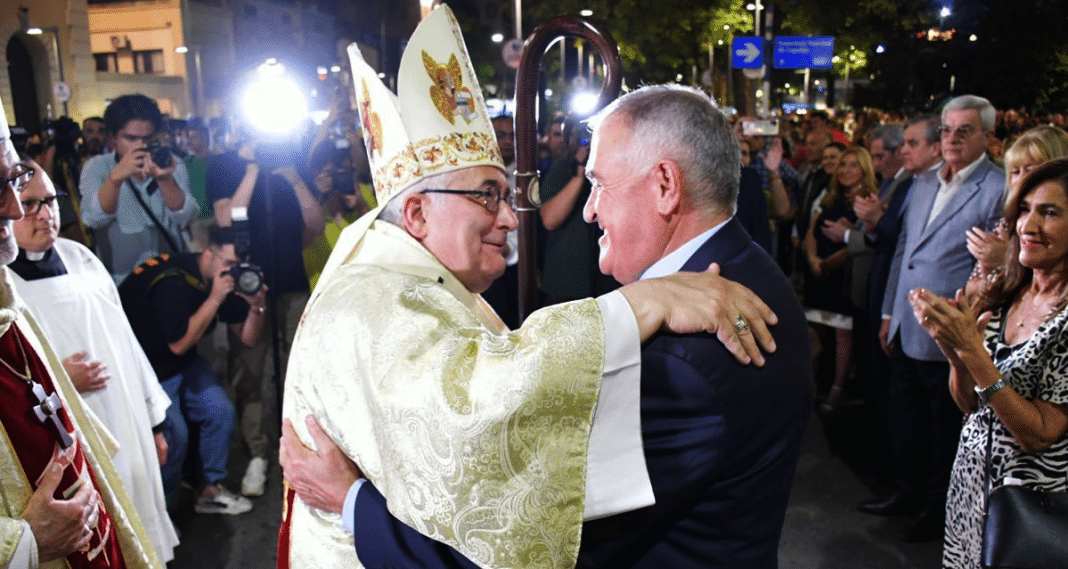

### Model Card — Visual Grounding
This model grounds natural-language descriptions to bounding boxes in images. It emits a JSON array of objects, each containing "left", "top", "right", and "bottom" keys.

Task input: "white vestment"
[{"left": 10, "top": 238, "right": 178, "bottom": 563}]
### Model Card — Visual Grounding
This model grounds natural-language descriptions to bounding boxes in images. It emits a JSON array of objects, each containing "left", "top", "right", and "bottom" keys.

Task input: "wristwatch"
[{"left": 974, "top": 378, "right": 1006, "bottom": 402}]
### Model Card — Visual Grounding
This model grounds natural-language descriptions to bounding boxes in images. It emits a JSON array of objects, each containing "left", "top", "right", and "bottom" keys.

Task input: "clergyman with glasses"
[
  {"left": 79, "top": 94, "right": 198, "bottom": 284},
  {"left": 278, "top": 7, "right": 779, "bottom": 568}
]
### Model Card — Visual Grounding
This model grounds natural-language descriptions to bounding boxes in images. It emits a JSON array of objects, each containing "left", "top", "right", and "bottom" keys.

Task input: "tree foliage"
[{"left": 523, "top": 0, "right": 751, "bottom": 86}]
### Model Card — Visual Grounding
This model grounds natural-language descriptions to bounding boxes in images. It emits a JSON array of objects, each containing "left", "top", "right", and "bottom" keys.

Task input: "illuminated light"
[
  {"left": 571, "top": 91, "right": 599, "bottom": 115},
  {"left": 330, "top": 65, "right": 341, "bottom": 73},
  {"left": 723, "top": 24, "right": 730, "bottom": 30},
  {"left": 241, "top": 62, "right": 308, "bottom": 137},
  {"left": 26, "top": 27, "right": 43, "bottom": 35},
  {"left": 378, "top": 72, "right": 386, "bottom": 78},
  {"left": 265, "top": 57, "right": 278, "bottom": 65},
  {"left": 580, "top": 9, "right": 593, "bottom": 17},
  {"left": 940, "top": 7, "right": 951, "bottom": 18},
  {"left": 175, "top": 46, "right": 189, "bottom": 54},
  {"left": 784, "top": 82, "right": 790, "bottom": 88},
  {"left": 676, "top": 73, "right": 683, "bottom": 82},
  {"left": 491, "top": 33, "right": 504, "bottom": 43},
  {"left": 832, "top": 55, "right": 841, "bottom": 63},
  {"left": 970, "top": 34, "right": 978, "bottom": 41},
  {"left": 718, "top": 40, "right": 724, "bottom": 45},
  {"left": 317, "top": 66, "right": 328, "bottom": 76},
  {"left": 544, "top": 88, "right": 553, "bottom": 97},
  {"left": 755, "top": 89, "right": 764, "bottom": 98},
  {"left": 746, "top": 3, "right": 755, "bottom": 10},
  {"left": 876, "top": 45, "right": 885, "bottom": 53}
]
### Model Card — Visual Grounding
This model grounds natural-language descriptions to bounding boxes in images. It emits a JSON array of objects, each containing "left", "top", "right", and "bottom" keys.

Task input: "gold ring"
[{"left": 734, "top": 314, "right": 750, "bottom": 334}]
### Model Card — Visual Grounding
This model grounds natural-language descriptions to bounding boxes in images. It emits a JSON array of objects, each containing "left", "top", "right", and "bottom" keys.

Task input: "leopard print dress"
[{"left": 943, "top": 305, "right": 1068, "bottom": 568}]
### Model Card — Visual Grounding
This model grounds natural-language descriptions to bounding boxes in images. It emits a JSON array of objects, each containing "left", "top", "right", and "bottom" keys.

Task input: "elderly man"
[
  {"left": 862, "top": 96, "right": 1004, "bottom": 542},
  {"left": 8, "top": 159, "right": 178, "bottom": 562},
  {"left": 278, "top": 8, "right": 788, "bottom": 569},
  {"left": 0, "top": 105, "right": 161, "bottom": 567},
  {"left": 282, "top": 64, "right": 812, "bottom": 569}
]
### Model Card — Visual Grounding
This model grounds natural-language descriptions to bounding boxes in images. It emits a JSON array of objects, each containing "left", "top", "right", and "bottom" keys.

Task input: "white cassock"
[{"left": 10, "top": 238, "right": 178, "bottom": 563}]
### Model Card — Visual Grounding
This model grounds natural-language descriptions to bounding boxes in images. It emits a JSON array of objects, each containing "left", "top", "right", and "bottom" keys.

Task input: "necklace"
[{"left": 0, "top": 333, "right": 31, "bottom": 383}]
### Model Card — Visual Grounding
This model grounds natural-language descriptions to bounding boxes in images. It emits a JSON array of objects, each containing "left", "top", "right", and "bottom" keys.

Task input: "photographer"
[
  {"left": 80, "top": 94, "right": 198, "bottom": 284},
  {"left": 119, "top": 225, "right": 265, "bottom": 515},
  {"left": 539, "top": 119, "right": 618, "bottom": 305},
  {"left": 205, "top": 126, "right": 324, "bottom": 497}
]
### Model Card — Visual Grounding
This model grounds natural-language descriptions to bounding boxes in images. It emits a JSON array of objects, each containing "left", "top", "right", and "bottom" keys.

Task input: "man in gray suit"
[{"left": 861, "top": 95, "right": 1005, "bottom": 542}]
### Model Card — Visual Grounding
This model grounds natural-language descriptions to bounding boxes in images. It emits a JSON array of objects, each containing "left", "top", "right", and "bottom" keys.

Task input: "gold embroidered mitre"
[{"left": 348, "top": 5, "right": 503, "bottom": 204}]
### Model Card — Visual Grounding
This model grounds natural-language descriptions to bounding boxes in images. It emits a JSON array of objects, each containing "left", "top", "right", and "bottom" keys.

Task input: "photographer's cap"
[{"left": 348, "top": 5, "right": 503, "bottom": 205}]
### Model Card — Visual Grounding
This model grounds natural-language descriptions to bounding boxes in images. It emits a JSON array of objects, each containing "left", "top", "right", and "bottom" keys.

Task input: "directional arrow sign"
[{"left": 731, "top": 37, "right": 764, "bottom": 69}]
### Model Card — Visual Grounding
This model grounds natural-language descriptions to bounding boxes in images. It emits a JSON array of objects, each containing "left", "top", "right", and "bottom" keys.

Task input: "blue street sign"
[
  {"left": 731, "top": 37, "right": 764, "bottom": 69},
  {"left": 773, "top": 36, "right": 834, "bottom": 69}
]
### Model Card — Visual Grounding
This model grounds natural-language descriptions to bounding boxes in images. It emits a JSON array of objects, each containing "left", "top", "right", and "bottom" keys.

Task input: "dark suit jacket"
[
  {"left": 866, "top": 176, "right": 912, "bottom": 322},
  {"left": 351, "top": 218, "right": 814, "bottom": 569}
]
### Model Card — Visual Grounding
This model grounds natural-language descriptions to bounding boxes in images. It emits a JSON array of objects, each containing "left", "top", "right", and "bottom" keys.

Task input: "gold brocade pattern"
[
  {"left": 0, "top": 268, "right": 161, "bottom": 569},
  {"left": 371, "top": 132, "right": 501, "bottom": 200},
  {"left": 283, "top": 223, "right": 605, "bottom": 569}
]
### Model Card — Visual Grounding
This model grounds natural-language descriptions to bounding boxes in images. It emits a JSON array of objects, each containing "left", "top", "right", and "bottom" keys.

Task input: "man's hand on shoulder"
[
  {"left": 619, "top": 263, "right": 778, "bottom": 366},
  {"left": 280, "top": 415, "right": 361, "bottom": 514}
]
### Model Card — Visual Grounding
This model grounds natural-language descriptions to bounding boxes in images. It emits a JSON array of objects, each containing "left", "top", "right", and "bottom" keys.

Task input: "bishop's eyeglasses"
[
  {"left": 0, "top": 165, "right": 35, "bottom": 194},
  {"left": 419, "top": 188, "right": 516, "bottom": 215}
]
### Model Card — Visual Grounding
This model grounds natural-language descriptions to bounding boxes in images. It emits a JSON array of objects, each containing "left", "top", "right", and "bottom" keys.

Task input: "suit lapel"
[
  {"left": 882, "top": 173, "right": 912, "bottom": 205},
  {"left": 916, "top": 159, "right": 993, "bottom": 247}
]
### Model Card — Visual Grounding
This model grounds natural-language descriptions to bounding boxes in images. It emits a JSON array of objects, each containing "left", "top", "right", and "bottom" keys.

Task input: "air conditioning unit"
[{"left": 110, "top": 35, "right": 131, "bottom": 50}]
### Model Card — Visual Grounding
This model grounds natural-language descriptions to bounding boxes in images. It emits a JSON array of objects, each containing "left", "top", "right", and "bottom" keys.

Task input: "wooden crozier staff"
[{"left": 513, "top": 15, "right": 622, "bottom": 321}]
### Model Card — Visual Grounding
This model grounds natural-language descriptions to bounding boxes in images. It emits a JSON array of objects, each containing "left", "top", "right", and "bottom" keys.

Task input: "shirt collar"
[
  {"left": 640, "top": 218, "right": 730, "bottom": 281},
  {"left": 940, "top": 154, "right": 985, "bottom": 185}
]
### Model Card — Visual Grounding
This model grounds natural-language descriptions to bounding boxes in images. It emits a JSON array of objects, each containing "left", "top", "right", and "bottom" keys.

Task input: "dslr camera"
[
  {"left": 228, "top": 207, "right": 265, "bottom": 296},
  {"left": 145, "top": 141, "right": 174, "bottom": 169},
  {"left": 226, "top": 260, "right": 265, "bottom": 296}
]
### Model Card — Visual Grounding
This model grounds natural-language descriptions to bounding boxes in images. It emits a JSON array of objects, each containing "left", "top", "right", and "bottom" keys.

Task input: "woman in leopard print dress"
[{"left": 910, "top": 158, "right": 1068, "bottom": 569}]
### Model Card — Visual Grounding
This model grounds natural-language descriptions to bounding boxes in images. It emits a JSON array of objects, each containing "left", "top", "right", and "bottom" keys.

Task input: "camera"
[
  {"left": 226, "top": 261, "right": 265, "bottom": 296},
  {"left": 228, "top": 206, "right": 264, "bottom": 296},
  {"left": 145, "top": 141, "right": 174, "bottom": 169}
]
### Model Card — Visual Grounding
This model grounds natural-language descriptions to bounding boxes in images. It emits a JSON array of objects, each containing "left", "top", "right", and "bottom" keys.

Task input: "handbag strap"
[
  {"left": 983, "top": 404, "right": 994, "bottom": 515},
  {"left": 126, "top": 179, "right": 185, "bottom": 254}
]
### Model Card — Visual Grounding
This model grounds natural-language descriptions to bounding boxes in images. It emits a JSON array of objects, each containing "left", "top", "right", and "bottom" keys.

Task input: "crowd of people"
[{"left": 1, "top": 5, "right": 1066, "bottom": 569}]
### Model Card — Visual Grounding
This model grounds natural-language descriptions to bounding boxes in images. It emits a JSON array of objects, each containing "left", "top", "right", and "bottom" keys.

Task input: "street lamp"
[
  {"left": 491, "top": 33, "right": 504, "bottom": 43},
  {"left": 175, "top": 45, "right": 205, "bottom": 117}
]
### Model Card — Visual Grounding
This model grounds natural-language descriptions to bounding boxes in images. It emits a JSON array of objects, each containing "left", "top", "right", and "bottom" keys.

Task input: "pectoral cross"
[{"left": 32, "top": 383, "right": 74, "bottom": 449}]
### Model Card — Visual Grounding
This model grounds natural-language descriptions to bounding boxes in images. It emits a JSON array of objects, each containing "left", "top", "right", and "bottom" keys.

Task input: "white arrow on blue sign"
[{"left": 731, "top": 37, "right": 764, "bottom": 69}]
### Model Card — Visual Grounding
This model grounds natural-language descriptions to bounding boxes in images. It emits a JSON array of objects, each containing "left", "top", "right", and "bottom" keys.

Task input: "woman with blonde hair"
[
  {"left": 967, "top": 126, "right": 1068, "bottom": 298},
  {"left": 805, "top": 146, "right": 878, "bottom": 410}
]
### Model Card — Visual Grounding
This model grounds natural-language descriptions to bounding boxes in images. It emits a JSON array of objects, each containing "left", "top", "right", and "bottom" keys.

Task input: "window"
[
  {"left": 133, "top": 50, "right": 164, "bottom": 74},
  {"left": 94, "top": 53, "right": 118, "bottom": 72}
]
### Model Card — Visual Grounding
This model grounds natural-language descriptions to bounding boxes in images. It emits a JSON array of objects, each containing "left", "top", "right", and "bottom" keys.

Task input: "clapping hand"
[{"left": 909, "top": 288, "right": 991, "bottom": 356}]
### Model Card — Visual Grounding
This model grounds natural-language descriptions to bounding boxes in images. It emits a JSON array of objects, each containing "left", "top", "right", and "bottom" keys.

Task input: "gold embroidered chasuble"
[
  {"left": 0, "top": 268, "right": 161, "bottom": 569},
  {"left": 282, "top": 220, "right": 605, "bottom": 569}
]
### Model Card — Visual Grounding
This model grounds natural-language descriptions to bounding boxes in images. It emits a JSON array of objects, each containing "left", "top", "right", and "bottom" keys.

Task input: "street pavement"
[{"left": 167, "top": 396, "right": 943, "bottom": 568}]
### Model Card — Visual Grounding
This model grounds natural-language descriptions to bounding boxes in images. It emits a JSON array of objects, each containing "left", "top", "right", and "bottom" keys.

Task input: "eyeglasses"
[
  {"left": 940, "top": 124, "right": 978, "bottom": 139},
  {"left": 21, "top": 195, "right": 57, "bottom": 216},
  {"left": 0, "top": 165, "right": 35, "bottom": 193},
  {"left": 420, "top": 188, "right": 515, "bottom": 215}
]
